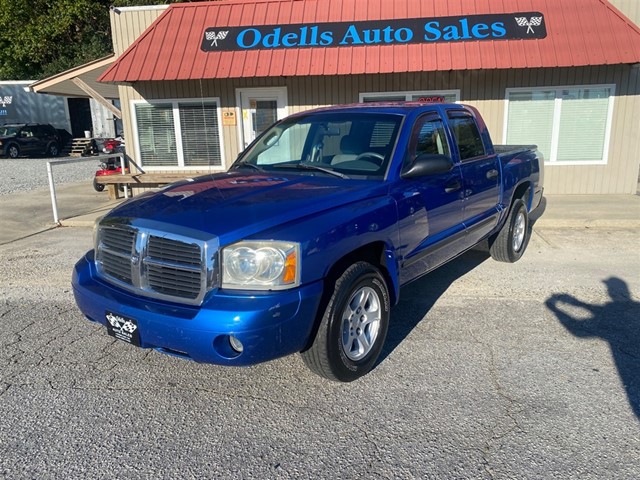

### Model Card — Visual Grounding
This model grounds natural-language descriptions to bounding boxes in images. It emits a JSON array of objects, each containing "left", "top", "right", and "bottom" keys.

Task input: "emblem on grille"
[{"left": 131, "top": 254, "right": 140, "bottom": 266}]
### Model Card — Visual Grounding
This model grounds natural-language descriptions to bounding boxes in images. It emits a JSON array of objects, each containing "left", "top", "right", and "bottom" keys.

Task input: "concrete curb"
[{"left": 534, "top": 219, "right": 640, "bottom": 229}]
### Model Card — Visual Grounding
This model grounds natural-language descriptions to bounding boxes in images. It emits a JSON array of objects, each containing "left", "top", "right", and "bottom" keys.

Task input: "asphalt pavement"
[{"left": 0, "top": 173, "right": 639, "bottom": 478}]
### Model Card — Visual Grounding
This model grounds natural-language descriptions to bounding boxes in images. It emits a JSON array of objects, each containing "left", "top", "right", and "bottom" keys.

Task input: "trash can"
[{"left": 84, "top": 130, "right": 91, "bottom": 138}]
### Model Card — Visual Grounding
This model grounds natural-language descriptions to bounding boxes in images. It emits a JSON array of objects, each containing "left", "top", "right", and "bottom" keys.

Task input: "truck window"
[
  {"left": 255, "top": 123, "right": 310, "bottom": 164},
  {"left": 448, "top": 113, "right": 486, "bottom": 161},
  {"left": 415, "top": 118, "right": 450, "bottom": 157},
  {"left": 403, "top": 116, "right": 451, "bottom": 172},
  {"left": 240, "top": 112, "right": 402, "bottom": 177}
]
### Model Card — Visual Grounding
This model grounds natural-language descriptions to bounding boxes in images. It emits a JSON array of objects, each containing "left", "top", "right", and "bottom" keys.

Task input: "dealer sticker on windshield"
[{"left": 105, "top": 312, "right": 141, "bottom": 346}]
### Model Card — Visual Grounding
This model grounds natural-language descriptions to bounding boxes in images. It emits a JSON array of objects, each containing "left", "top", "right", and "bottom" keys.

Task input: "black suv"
[{"left": 0, "top": 123, "right": 61, "bottom": 158}]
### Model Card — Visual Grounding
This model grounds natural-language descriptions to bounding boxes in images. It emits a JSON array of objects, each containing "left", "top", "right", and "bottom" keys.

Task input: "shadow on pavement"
[
  {"left": 546, "top": 278, "right": 640, "bottom": 420},
  {"left": 379, "top": 248, "right": 490, "bottom": 364}
]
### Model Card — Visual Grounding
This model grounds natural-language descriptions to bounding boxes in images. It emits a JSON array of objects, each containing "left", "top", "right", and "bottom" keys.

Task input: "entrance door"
[
  {"left": 67, "top": 98, "right": 92, "bottom": 138},
  {"left": 236, "top": 87, "right": 288, "bottom": 150}
]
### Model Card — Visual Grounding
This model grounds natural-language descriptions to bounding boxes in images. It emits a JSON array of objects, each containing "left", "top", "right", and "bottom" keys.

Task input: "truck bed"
[{"left": 494, "top": 144, "right": 538, "bottom": 155}]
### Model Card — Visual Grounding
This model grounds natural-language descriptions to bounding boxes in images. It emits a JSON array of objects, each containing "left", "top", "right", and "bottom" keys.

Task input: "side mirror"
[{"left": 401, "top": 154, "right": 454, "bottom": 178}]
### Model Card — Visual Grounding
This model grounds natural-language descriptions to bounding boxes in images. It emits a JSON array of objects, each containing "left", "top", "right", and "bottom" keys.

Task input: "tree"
[{"left": 0, "top": 0, "right": 192, "bottom": 80}]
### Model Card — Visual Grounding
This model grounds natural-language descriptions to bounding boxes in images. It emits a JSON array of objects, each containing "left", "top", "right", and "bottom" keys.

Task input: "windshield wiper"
[
  {"left": 271, "top": 163, "right": 350, "bottom": 179},
  {"left": 233, "top": 162, "right": 265, "bottom": 173}
]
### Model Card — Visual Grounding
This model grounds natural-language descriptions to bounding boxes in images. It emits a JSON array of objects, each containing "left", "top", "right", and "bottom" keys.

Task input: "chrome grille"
[
  {"left": 148, "top": 236, "right": 201, "bottom": 266},
  {"left": 99, "top": 227, "right": 135, "bottom": 285},
  {"left": 102, "top": 228, "right": 135, "bottom": 255},
  {"left": 96, "top": 223, "right": 217, "bottom": 305},
  {"left": 101, "top": 249, "right": 133, "bottom": 284},
  {"left": 147, "top": 264, "right": 202, "bottom": 299}
]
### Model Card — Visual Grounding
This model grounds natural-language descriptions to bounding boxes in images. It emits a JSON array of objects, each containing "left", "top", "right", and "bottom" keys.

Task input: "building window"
[
  {"left": 359, "top": 90, "right": 460, "bottom": 104},
  {"left": 505, "top": 86, "right": 614, "bottom": 165},
  {"left": 132, "top": 99, "right": 224, "bottom": 169}
]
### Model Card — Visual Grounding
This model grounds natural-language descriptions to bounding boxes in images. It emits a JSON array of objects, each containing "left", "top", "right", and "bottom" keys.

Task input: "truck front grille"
[
  {"left": 100, "top": 228, "right": 136, "bottom": 284},
  {"left": 95, "top": 224, "right": 217, "bottom": 305}
]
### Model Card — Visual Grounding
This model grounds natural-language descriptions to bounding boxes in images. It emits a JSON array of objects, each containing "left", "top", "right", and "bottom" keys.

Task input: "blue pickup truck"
[{"left": 72, "top": 103, "right": 543, "bottom": 382}]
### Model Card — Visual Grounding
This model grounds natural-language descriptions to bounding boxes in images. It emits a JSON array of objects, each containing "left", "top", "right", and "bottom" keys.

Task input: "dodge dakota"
[{"left": 72, "top": 102, "right": 543, "bottom": 382}]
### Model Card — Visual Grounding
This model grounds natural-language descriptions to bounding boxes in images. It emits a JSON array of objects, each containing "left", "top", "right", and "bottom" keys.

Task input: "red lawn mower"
[{"left": 93, "top": 137, "right": 128, "bottom": 192}]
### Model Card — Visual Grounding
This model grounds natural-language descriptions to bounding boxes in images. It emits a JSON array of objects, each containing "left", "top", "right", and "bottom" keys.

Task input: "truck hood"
[{"left": 107, "top": 171, "right": 386, "bottom": 244}]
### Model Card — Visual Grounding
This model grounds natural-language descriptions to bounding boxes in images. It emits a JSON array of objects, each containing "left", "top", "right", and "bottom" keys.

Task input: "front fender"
[{"left": 252, "top": 194, "right": 401, "bottom": 293}]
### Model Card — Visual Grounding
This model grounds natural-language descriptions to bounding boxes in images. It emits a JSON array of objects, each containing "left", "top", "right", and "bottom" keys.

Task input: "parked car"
[
  {"left": 0, "top": 123, "right": 61, "bottom": 158},
  {"left": 72, "top": 102, "right": 543, "bottom": 382}
]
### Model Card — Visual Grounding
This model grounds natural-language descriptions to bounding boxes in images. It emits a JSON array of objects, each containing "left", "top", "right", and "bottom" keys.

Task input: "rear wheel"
[
  {"left": 47, "top": 143, "right": 59, "bottom": 157},
  {"left": 7, "top": 144, "right": 19, "bottom": 158},
  {"left": 489, "top": 198, "right": 530, "bottom": 263},
  {"left": 301, "top": 262, "right": 390, "bottom": 382}
]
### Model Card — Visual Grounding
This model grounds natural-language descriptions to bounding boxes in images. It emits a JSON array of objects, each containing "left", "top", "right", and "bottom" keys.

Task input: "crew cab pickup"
[{"left": 72, "top": 103, "right": 543, "bottom": 382}]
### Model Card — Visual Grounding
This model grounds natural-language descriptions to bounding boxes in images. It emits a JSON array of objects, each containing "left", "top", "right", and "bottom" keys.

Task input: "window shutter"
[
  {"left": 556, "top": 88, "right": 610, "bottom": 162},
  {"left": 179, "top": 102, "right": 222, "bottom": 167},
  {"left": 506, "top": 91, "right": 555, "bottom": 160},
  {"left": 134, "top": 103, "right": 177, "bottom": 167}
]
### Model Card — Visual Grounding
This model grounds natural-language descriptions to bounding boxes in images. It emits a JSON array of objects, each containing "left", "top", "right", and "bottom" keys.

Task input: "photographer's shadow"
[{"left": 546, "top": 278, "right": 640, "bottom": 419}]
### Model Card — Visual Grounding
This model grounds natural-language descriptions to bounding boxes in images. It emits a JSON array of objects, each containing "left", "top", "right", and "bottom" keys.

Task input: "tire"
[
  {"left": 489, "top": 198, "right": 530, "bottom": 263},
  {"left": 301, "top": 261, "right": 390, "bottom": 382},
  {"left": 7, "top": 144, "right": 19, "bottom": 159},
  {"left": 47, "top": 143, "right": 59, "bottom": 157},
  {"left": 93, "top": 177, "right": 105, "bottom": 192}
]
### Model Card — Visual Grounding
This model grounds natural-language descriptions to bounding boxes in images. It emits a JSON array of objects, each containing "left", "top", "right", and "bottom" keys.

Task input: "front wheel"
[
  {"left": 489, "top": 198, "right": 530, "bottom": 263},
  {"left": 7, "top": 144, "right": 19, "bottom": 159},
  {"left": 92, "top": 177, "right": 105, "bottom": 192},
  {"left": 301, "top": 262, "right": 390, "bottom": 382}
]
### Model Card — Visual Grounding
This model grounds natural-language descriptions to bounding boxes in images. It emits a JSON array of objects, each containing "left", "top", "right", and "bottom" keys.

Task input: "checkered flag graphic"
[
  {"left": 1, "top": 96, "right": 12, "bottom": 108},
  {"left": 205, "top": 30, "right": 229, "bottom": 47},
  {"left": 121, "top": 321, "right": 137, "bottom": 334},
  {"left": 515, "top": 16, "right": 543, "bottom": 34}
]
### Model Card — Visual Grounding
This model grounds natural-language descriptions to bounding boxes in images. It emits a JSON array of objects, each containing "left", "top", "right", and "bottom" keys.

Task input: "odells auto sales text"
[{"left": 236, "top": 20, "right": 507, "bottom": 49}]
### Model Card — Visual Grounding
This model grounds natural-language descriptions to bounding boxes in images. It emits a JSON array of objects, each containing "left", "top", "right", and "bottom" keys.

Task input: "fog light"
[{"left": 229, "top": 335, "right": 243, "bottom": 353}]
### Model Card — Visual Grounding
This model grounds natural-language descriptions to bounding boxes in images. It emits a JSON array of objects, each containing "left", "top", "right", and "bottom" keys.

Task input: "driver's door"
[{"left": 394, "top": 114, "right": 465, "bottom": 283}]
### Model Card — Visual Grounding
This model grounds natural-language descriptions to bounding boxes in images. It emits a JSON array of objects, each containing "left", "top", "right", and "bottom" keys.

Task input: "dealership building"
[{"left": 51, "top": 0, "right": 640, "bottom": 194}]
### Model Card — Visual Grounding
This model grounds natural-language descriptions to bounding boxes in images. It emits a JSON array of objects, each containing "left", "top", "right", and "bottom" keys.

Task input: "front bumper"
[{"left": 72, "top": 252, "right": 324, "bottom": 366}]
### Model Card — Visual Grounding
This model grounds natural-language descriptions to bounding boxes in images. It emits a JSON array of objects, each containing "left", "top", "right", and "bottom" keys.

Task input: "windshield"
[
  {"left": 0, "top": 126, "right": 19, "bottom": 136},
  {"left": 234, "top": 112, "right": 402, "bottom": 179}
]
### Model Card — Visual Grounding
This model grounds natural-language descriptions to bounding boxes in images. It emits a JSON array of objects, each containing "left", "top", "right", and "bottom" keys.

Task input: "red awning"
[{"left": 100, "top": 0, "right": 640, "bottom": 82}]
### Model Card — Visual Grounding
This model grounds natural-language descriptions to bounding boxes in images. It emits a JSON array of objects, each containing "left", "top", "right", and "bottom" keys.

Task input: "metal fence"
[{"left": 46, "top": 153, "right": 127, "bottom": 225}]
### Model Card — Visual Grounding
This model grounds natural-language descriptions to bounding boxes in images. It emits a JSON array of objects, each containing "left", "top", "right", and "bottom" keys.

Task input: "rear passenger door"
[{"left": 447, "top": 111, "right": 500, "bottom": 244}]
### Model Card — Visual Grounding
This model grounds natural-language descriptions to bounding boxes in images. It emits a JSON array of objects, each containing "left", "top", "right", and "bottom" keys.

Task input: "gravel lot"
[
  {"left": 0, "top": 225, "right": 639, "bottom": 479},
  {"left": 0, "top": 156, "right": 98, "bottom": 195}
]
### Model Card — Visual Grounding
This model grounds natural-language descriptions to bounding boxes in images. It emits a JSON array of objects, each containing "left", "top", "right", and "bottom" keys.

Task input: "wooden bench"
[{"left": 94, "top": 173, "right": 196, "bottom": 200}]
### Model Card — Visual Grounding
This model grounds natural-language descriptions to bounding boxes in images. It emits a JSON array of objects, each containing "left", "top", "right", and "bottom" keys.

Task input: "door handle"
[
  {"left": 445, "top": 179, "right": 462, "bottom": 193},
  {"left": 486, "top": 169, "right": 499, "bottom": 180}
]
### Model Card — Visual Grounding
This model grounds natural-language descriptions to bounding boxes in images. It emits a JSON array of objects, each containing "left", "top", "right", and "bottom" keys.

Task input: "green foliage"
[{"left": 0, "top": 0, "right": 198, "bottom": 80}]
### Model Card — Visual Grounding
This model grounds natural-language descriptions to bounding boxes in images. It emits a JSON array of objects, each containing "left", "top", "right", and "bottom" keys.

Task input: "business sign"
[{"left": 201, "top": 12, "right": 546, "bottom": 52}]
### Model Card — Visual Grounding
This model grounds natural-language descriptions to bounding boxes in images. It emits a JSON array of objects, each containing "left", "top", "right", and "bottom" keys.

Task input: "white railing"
[{"left": 46, "top": 153, "right": 127, "bottom": 225}]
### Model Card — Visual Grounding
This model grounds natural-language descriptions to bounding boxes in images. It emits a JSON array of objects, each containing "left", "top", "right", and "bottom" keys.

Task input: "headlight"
[{"left": 222, "top": 241, "right": 300, "bottom": 290}]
